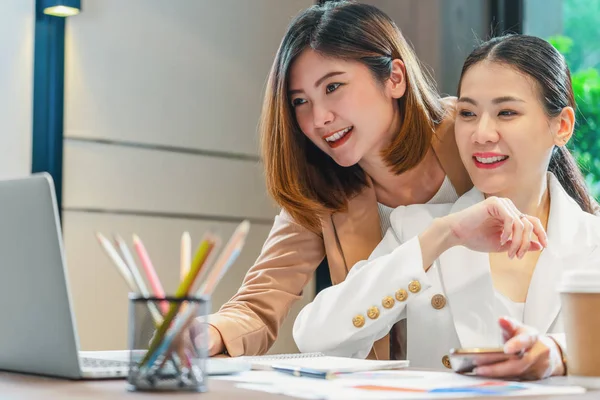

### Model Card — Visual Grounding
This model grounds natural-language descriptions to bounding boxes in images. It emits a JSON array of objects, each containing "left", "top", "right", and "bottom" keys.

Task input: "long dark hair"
[
  {"left": 458, "top": 34, "right": 599, "bottom": 214},
  {"left": 260, "top": 1, "right": 444, "bottom": 232}
]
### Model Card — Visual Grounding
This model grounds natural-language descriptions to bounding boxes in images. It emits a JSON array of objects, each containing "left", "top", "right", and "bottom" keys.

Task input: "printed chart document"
[{"left": 214, "top": 369, "right": 586, "bottom": 399}]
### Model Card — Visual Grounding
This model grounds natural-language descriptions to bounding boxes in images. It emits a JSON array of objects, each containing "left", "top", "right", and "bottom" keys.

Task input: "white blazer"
[{"left": 293, "top": 173, "right": 600, "bottom": 369}]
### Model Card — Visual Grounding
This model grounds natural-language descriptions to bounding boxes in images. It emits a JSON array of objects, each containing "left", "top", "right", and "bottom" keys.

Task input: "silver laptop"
[
  {"left": 0, "top": 173, "right": 249, "bottom": 379},
  {"left": 0, "top": 173, "right": 131, "bottom": 379}
]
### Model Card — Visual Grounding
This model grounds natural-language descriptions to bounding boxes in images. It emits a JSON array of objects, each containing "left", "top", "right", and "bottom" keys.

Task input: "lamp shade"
[{"left": 41, "top": 0, "right": 81, "bottom": 17}]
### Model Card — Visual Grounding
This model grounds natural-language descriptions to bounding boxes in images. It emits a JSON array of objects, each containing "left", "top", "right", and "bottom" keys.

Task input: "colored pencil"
[
  {"left": 139, "top": 236, "right": 217, "bottom": 368},
  {"left": 96, "top": 233, "right": 136, "bottom": 293},
  {"left": 147, "top": 221, "right": 250, "bottom": 369},
  {"left": 180, "top": 232, "right": 191, "bottom": 283},
  {"left": 114, "top": 235, "right": 163, "bottom": 324},
  {"left": 132, "top": 234, "right": 168, "bottom": 314}
]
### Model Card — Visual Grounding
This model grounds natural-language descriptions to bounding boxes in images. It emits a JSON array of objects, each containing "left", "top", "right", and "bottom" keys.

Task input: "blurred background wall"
[{"left": 0, "top": 1, "right": 33, "bottom": 181}]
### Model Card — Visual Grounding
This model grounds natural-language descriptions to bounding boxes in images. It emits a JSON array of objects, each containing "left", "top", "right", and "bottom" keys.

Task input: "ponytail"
[{"left": 548, "top": 146, "right": 600, "bottom": 215}]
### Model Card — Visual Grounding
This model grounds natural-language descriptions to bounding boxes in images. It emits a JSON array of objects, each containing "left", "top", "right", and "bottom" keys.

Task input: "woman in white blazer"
[{"left": 293, "top": 34, "right": 600, "bottom": 380}]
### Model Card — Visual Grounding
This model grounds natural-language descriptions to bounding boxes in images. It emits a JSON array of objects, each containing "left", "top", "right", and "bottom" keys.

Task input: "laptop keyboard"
[{"left": 81, "top": 357, "right": 129, "bottom": 369}]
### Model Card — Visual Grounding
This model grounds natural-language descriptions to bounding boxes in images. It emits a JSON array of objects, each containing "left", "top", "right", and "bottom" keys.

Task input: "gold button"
[
  {"left": 352, "top": 315, "right": 365, "bottom": 328},
  {"left": 408, "top": 280, "right": 421, "bottom": 293},
  {"left": 395, "top": 289, "right": 408, "bottom": 302},
  {"left": 442, "top": 355, "right": 452, "bottom": 369},
  {"left": 431, "top": 294, "right": 446, "bottom": 310},
  {"left": 382, "top": 296, "right": 395, "bottom": 309},
  {"left": 367, "top": 306, "right": 380, "bottom": 319}
]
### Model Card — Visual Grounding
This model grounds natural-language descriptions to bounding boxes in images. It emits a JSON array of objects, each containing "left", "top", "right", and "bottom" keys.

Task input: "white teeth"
[
  {"left": 325, "top": 127, "right": 352, "bottom": 142},
  {"left": 475, "top": 155, "right": 508, "bottom": 164}
]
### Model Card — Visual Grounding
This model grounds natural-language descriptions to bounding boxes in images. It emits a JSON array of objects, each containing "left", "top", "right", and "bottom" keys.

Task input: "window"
[{"left": 526, "top": 0, "right": 600, "bottom": 198}]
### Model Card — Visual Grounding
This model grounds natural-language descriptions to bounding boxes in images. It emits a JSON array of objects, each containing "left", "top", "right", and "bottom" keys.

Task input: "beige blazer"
[{"left": 208, "top": 119, "right": 472, "bottom": 358}]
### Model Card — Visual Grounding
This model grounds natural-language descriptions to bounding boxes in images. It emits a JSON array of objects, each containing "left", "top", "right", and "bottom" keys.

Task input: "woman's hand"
[
  {"left": 419, "top": 196, "right": 548, "bottom": 270},
  {"left": 178, "top": 319, "right": 226, "bottom": 357},
  {"left": 158, "top": 318, "right": 226, "bottom": 367},
  {"left": 443, "top": 196, "right": 548, "bottom": 258},
  {"left": 473, "top": 317, "right": 565, "bottom": 380},
  {"left": 207, "top": 324, "right": 226, "bottom": 356}
]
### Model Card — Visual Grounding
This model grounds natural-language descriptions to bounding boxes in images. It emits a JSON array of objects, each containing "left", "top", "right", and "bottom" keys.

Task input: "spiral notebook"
[{"left": 236, "top": 352, "right": 409, "bottom": 373}]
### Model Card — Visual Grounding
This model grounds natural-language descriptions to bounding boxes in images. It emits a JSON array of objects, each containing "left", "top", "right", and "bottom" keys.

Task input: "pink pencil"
[{"left": 132, "top": 234, "right": 168, "bottom": 314}]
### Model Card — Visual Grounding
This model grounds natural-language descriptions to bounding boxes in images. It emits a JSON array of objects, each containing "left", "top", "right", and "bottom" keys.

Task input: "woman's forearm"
[{"left": 418, "top": 217, "right": 457, "bottom": 271}]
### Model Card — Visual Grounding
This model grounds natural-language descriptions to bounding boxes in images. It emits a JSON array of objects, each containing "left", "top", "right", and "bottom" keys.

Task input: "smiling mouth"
[
  {"left": 324, "top": 126, "right": 353, "bottom": 144},
  {"left": 472, "top": 154, "right": 510, "bottom": 169},
  {"left": 474, "top": 155, "right": 509, "bottom": 164}
]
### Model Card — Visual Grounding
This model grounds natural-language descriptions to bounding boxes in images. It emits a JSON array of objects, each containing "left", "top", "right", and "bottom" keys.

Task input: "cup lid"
[{"left": 558, "top": 269, "right": 600, "bottom": 293}]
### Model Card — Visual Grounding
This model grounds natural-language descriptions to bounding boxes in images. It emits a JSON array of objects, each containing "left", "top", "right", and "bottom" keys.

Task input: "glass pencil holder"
[{"left": 127, "top": 294, "right": 210, "bottom": 392}]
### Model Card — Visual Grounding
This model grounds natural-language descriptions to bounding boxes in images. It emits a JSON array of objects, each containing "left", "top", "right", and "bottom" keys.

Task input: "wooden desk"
[{"left": 0, "top": 371, "right": 597, "bottom": 399}]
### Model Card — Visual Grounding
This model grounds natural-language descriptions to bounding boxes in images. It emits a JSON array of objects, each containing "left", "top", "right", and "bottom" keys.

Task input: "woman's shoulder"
[
  {"left": 435, "top": 96, "right": 457, "bottom": 137},
  {"left": 440, "top": 96, "right": 457, "bottom": 115},
  {"left": 273, "top": 208, "right": 325, "bottom": 238},
  {"left": 547, "top": 174, "right": 600, "bottom": 255},
  {"left": 574, "top": 207, "right": 600, "bottom": 239},
  {"left": 574, "top": 212, "right": 600, "bottom": 263},
  {"left": 432, "top": 97, "right": 473, "bottom": 196}
]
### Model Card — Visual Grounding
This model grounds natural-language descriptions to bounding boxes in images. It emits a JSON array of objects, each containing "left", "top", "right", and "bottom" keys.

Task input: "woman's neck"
[
  {"left": 359, "top": 148, "right": 446, "bottom": 208},
  {"left": 485, "top": 174, "right": 551, "bottom": 229}
]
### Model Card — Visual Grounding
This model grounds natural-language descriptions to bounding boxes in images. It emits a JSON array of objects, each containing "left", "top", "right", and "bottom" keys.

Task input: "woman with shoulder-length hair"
[{"left": 202, "top": 0, "right": 472, "bottom": 359}]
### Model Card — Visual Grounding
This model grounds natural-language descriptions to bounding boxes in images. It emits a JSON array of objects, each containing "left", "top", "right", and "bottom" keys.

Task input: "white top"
[
  {"left": 377, "top": 176, "right": 458, "bottom": 237},
  {"left": 293, "top": 173, "right": 600, "bottom": 367},
  {"left": 495, "top": 291, "right": 525, "bottom": 323}
]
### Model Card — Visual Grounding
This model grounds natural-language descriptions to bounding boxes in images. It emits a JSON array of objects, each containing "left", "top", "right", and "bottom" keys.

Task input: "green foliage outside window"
[{"left": 547, "top": 0, "right": 600, "bottom": 197}]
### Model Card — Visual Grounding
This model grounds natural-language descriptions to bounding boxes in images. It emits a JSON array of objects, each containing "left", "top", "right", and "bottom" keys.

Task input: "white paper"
[
  {"left": 234, "top": 354, "right": 408, "bottom": 373},
  {"left": 216, "top": 370, "right": 586, "bottom": 399}
]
